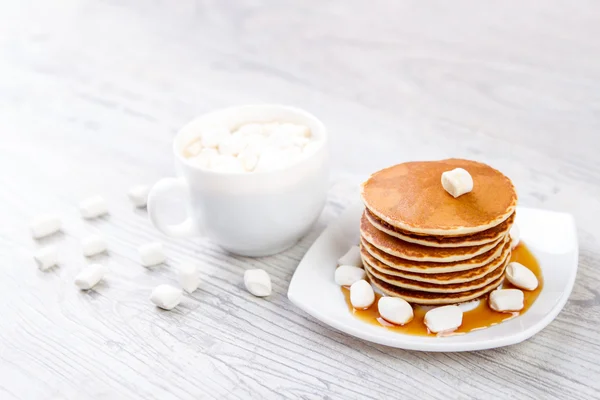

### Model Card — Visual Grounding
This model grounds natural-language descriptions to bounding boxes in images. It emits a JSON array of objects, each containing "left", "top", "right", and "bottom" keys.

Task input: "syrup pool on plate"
[{"left": 341, "top": 243, "right": 543, "bottom": 336}]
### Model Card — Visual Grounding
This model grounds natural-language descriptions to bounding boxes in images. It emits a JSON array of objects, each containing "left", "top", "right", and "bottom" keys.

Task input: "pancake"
[
  {"left": 363, "top": 252, "right": 509, "bottom": 293},
  {"left": 361, "top": 159, "right": 517, "bottom": 235},
  {"left": 361, "top": 239, "right": 511, "bottom": 284},
  {"left": 365, "top": 268, "right": 504, "bottom": 305},
  {"left": 365, "top": 208, "right": 514, "bottom": 248},
  {"left": 360, "top": 212, "right": 504, "bottom": 262},
  {"left": 360, "top": 235, "right": 508, "bottom": 273}
]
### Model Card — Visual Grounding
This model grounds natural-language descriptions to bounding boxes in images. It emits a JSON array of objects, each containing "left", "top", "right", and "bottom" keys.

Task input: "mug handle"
[{"left": 148, "top": 177, "right": 198, "bottom": 237}]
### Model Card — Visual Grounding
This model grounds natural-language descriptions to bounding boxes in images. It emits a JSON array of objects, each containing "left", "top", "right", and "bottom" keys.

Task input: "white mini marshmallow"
[
  {"left": 378, "top": 297, "right": 414, "bottom": 325},
  {"left": 335, "top": 265, "right": 366, "bottom": 286},
  {"left": 244, "top": 269, "right": 272, "bottom": 297},
  {"left": 506, "top": 262, "right": 538, "bottom": 291},
  {"left": 303, "top": 141, "right": 321, "bottom": 155},
  {"left": 30, "top": 214, "right": 61, "bottom": 239},
  {"left": 338, "top": 246, "right": 362, "bottom": 267},
  {"left": 190, "top": 148, "right": 219, "bottom": 169},
  {"left": 178, "top": 263, "right": 201, "bottom": 293},
  {"left": 34, "top": 245, "right": 58, "bottom": 271},
  {"left": 139, "top": 242, "right": 165, "bottom": 267},
  {"left": 350, "top": 280, "right": 375, "bottom": 309},
  {"left": 79, "top": 196, "right": 109, "bottom": 219},
  {"left": 510, "top": 224, "right": 520, "bottom": 249},
  {"left": 424, "top": 305, "right": 463, "bottom": 333},
  {"left": 441, "top": 168, "right": 474, "bottom": 198},
  {"left": 293, "top": 136, "right": 310, "bottom": 148},
  {"left": 128, "top": 184, "right": 150, "bottom": 208},
  {"left": 74, "top": 264, "right": 107, "bottom": 290},
  {"left": 211, "top": 154, "right": 245, "bottom": 173},
  {"left": 278, "top": 122, "right": 311, "bottom": 138},
  {"left": 81, "top": 234, "right": 107, "bottom": 257},
  {"left": 150, "top": 284, "right": 183, "bottom": 310},
  {"left": 238, "top": 149, "right": 259, "bottom": 172},
  {"left": 266, "top": 129, "right": 296, "bottom": 149},
  {"left": 184, "top": 139, "right": 203, "bottom": 157},
  {"left": 200, "top": 126, "right": 230, "bottom": 148},
  {"left": 489, "top": 289, "right": 524, "bottom": 312},
  {"left": 218, "top": 134, "right": 247, "bottom": 156},
  {"left": 236, "top": 123, "right": 264, "bottom": 136}
]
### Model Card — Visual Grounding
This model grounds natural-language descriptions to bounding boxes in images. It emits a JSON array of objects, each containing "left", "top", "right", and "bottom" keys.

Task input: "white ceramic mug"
[{"left": 148, "top": 105, "right": 329, "bottom": 257}]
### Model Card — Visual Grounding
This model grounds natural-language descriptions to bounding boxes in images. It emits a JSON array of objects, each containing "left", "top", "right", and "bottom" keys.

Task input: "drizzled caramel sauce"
[{"left": 341, "top": 243, "right": 543, "bottom": 336}]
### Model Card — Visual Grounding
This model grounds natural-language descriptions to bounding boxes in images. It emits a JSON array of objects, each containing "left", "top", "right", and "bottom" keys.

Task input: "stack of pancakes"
[{"left": 360, "top": 159, "right": 517, "bottom": 305}]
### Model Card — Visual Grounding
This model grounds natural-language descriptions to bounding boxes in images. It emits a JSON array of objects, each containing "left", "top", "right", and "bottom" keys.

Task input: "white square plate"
[{"left": 288, "top": 204, "right": 578, "bottom": 352}]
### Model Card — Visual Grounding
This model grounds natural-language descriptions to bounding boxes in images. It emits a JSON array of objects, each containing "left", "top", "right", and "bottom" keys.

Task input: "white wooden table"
[{"left": 1, "top": 1, "right": 599, "bottom": 399}]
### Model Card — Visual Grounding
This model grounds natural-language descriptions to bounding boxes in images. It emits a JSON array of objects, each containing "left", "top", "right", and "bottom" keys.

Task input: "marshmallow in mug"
[{"left": 182, "top": 121, "right": 319, "bottom": 173}]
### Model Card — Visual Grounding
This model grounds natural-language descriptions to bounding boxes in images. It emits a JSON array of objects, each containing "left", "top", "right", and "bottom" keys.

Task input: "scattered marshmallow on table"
[
  {"left": 335, "top": 265, "right": 366, "bottom": 286},
  {"left": 338, "top": 245, "right": 362, "bottom": 267},
  {"left": 150, "top": 284, "right": 183, "bottom": 310},
  {"left": 510, "top": 223, "right": 520, "bottom": 249},
  {"left": 178, "top": 263, "right": 201, "bottom": 293},
  {"left": 424, "top": 305, "right": 463, "bottom": 333},
  {"left": 128, "top": 184, "right": 151, "bottom": 208},
  {"left": 244, "top": 269, "right": 272, "bottom": 297},
  {"left": 81, "top": 234, "right": 107, "bottom": 257},
  {"left": 74, "top": 264, "right": 107, "bottom": 290},
  {"left": 350, "top": 280, "right": 375, "bottom": 309},
  {"left": 30, "top": 214, "right": 61, "bottom": 239},
  {"left": 34, "top": 245, "right": 58, "bottom": 271},
  {"left": 79, "top": 195, "right": 109, "bottom": 219},
  {"left": 139, "top": 242, "right": 166, "bottom": 267},
  {"left": 441, "top": 168, "right": 474, "bottom": 198},
  {"left": 378, "top": 297, "right": 414, "bottom": 325},
  {"left": 489, "top": 289, "right": 524, "bottom": 312}
]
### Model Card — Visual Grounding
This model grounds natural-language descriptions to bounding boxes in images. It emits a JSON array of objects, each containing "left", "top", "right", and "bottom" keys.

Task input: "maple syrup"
[{"left": 341, "top": 243, "right": 543, "bottom": 336}]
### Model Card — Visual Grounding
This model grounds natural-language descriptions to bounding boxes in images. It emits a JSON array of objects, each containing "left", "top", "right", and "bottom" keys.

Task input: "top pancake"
[{"left": 361, "top": 159, "right": 517, "bottom": 235}]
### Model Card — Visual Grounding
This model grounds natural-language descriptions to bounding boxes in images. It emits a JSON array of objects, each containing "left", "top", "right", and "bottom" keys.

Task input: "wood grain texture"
[{"left": 1, "top": 0, "right": 599, "bottom": 399}]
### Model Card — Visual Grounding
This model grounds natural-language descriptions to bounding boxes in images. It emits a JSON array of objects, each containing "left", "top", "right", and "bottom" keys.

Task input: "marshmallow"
[
  {"left": 489, "top": 289, "right": 524, "bottom": 312},
  {"left": 30, "top": 214, "right": 61, "bottom": 239},
  {"left": 139, "top": 242, "right": 166, "bottom": 267},
  {"left": 236, "top": 123, "right": 264, "bottom": 137},
  {"left": 200, "top": 126, "right": 230, "bottom": 148},
  {"left": 293, "top": 136, "right": 310, "bottom": 148},
  {"left": 441, "top": 168, "right": 474, "bottom": 198},
  {"left": 81, "top": 234, "right": 107, "bottom": 257},
  {"left": 218, "top": 134, "right": 247, "bottom": 156},
  {"left": 238, "top": 149, "right": 259, "bottom": 172},
  {"left": 184, "top": 139, "right": 203, "bottom": 157},
  {"left": 506, "top": 262, "right": 538, "bottom": 291},
  {"left": 378, "top": 297, "right": 414, "bottom": 325},
  {"left": 178, "top": 263, "right": 201, "bottom": 293},
  {"left": 266, "top": 129, "right": 296, "bottom": 149},
  {"left": 278, "top": 122, "right": 311, "bottom": 138},
  {"left": 189, "top": 148, "right": 219, "bottom": 169},
  {"left": 74, "top": 264, "right": 107, "bottom": 290},
  {"left": 34, "top": 245, "right": 58, "bottom": 271},
  {"left": 210, "top": 154, "right": 245, "bottom": 173},
  {"left": 424, "top": 305, "right": 463, "bottom": 333},
  {"left": 350, "top": 280, "right": 375, "bottom": 309},
  {"left": 338, "top": 246, "right": 362, "bottom": 267},
  {"left": 335, "top": 265, "right": 366, "bottom": 286},
  {"left": 510, "top": 224, "right": 520, "bottom": 249},
  {"left": 79, "top": 196, "right": 109, "bottom": 219},
  {"left": 303, "top": 141, "right": 321, "bottom": 155},
  {"left": 150, "top": 284, "right": 183, "bottom": 310},
  {"left": 244, "top": 269, "right": 272, "bottom": 297},
  {"left": 128, "top": 184, "right": 150, "bottom": 208}
]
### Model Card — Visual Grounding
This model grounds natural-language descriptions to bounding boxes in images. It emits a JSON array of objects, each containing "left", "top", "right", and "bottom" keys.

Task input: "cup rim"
[{"left": 173, "top": 104, "right": 328, "bottom": 176}]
